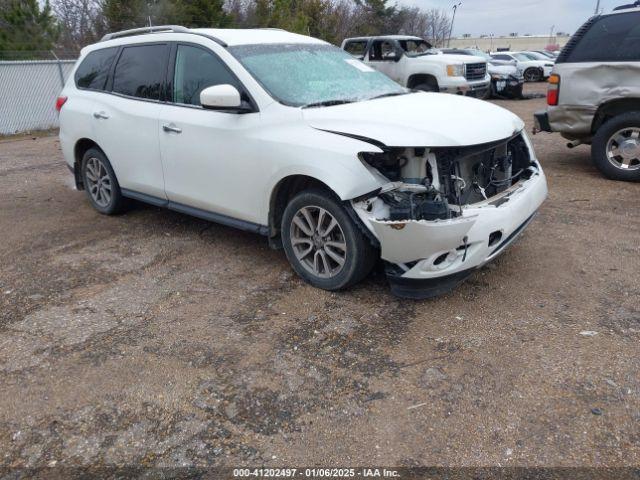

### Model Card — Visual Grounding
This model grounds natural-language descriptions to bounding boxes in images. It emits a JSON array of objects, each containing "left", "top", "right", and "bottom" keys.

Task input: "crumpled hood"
[{"left": 303, "top": 92, "right": 525, "bottom": 147}]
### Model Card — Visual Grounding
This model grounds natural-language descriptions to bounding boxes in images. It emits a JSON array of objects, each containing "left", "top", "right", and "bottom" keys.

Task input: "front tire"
[
  {"left": 413, "top": 82, "right": 438, "bottom": 93},
  {"left": 592, "top": 112, "right": 640, "bottom": 181},
  {"left": 281, "top": 190, "right": 377, "bottom": 291},
  {"left": 524, "top": 68, "right": 542, "bottom": 82},
  {"left": 81, "top": 148, "right": 128, "bottom": 214}
]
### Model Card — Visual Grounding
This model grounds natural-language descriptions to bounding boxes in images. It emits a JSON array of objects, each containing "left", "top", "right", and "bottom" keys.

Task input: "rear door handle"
[
  {"left": 162, "top": 124, "right": 182, "bottom": 134},
  {"left": 93, "top": 111, "right": 109, "bottom": 120}
]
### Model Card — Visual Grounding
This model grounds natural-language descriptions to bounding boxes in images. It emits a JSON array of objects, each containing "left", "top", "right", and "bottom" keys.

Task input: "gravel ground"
[{"left": 0, "top": 83, "right": 639, "bottom": 470}]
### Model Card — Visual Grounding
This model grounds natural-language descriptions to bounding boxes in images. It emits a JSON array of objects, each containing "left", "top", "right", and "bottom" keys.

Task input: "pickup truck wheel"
[
  {"left": 81, "top": 148, "right": 128, "bottom": 214},
  {"left": 524, "top": 68, "right": 542, "bottom": 82},
  {"left": 592, "top": 113, "right": 640, "bottom": 181},
  {"left": 414, "top": 83, "right": 438, "bottom": 92},
  {"left": 281, "top": 190, "right": 377, "bottom": 291}
]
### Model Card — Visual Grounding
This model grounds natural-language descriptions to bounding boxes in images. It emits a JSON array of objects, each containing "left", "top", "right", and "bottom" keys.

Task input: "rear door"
[{"left": 92, "top": 43, "right": 170, "bottom": 198}]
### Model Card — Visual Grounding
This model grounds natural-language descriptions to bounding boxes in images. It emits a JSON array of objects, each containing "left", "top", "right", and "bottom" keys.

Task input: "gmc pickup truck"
[{"left": 342, "top": 35, "right": 491, "bottom": 98}]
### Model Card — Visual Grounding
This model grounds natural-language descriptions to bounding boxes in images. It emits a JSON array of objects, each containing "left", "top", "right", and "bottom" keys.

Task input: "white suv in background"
[
  {"left": 58, "top": 26, "right": 547, "bottom": 298},
  {"left": 342, "top": 36, "right": 491, "bottom": 98}
]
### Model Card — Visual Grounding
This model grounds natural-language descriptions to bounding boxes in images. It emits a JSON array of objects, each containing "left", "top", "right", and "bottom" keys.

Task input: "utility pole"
[
  {"left": 594, "top": 0, "right": 601, "bottom": 14},
  {"left": 147, "top": 1, "right": 155, "bottom": 27},
  {"left": 448, "top": 2, "right": 462, "bottom": 48}
]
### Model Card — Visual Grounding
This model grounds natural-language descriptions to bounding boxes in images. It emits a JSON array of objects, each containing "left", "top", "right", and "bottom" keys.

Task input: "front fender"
[{"left": 259, "top": 130, "right": 387, "bottom": 222}]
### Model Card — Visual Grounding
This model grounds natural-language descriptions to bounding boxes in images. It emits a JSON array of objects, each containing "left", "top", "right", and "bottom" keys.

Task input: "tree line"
[{"left": 0, "top": 0, "right": 452, "bottom": 57}]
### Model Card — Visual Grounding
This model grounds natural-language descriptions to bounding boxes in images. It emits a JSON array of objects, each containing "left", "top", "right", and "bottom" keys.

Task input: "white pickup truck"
[{"left": 341, "top": 35, "right": 491, "bottom": 98}]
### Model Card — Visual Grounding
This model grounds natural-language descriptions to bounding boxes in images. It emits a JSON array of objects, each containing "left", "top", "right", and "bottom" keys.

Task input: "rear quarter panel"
[
  {"left": 549, "top": 62, "right": 640, "bottom": 136},
  {"left": 58, "top": 83, "right": 96, "bottom": 170}
]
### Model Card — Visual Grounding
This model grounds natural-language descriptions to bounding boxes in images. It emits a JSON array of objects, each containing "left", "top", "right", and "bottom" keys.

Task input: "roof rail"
[
  {"left": 101, "top": 25, "right": 189, "bottom": 41},
  {"left": 100, "top": 25, "right": 228, "bottom": 47},
  {"left": 614, "top": 1, "right": 640, "bottom": 10}
]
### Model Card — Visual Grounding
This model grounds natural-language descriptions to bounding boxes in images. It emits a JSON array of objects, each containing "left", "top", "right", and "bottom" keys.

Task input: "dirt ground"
[{"left": 1, "top": 83, "right": 639, "bottom": 471}]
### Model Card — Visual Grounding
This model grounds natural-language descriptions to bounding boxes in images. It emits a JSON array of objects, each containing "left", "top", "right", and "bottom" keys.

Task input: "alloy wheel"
[
  {"left": 290, "top": 206, "right": 347, "bottom": 279},
  {"left": 524, "top": 69, "right": 541, "bottom": 82},
  {"left": 606, "top": 127, "right": 640, "bottom": 171},
  {"left": 85, "top": 157, "right": 112, "bottom": 208}
]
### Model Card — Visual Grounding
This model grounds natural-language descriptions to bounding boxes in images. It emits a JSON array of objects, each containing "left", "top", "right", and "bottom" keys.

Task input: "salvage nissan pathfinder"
[{"left": 58, "top": 26, "right": 548, "bottom": 298}]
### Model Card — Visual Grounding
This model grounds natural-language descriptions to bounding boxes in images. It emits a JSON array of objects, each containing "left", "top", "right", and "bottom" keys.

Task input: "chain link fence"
[{"left": 0, "top": 51, "right": 78, "bottom": 136}]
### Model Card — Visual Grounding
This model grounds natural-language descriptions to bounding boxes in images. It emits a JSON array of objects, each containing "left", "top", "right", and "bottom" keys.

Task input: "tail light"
[
  {"left": 547, "top": 75, "right": 560, "bottom": 106},
  {"left": 55, "top": 96, "right": 68, "bottom": 112}
]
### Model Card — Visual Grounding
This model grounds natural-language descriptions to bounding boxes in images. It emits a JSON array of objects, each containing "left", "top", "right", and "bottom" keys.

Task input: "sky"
[{"left": 401, "top": 0, "right": 626, "bottom": 37}]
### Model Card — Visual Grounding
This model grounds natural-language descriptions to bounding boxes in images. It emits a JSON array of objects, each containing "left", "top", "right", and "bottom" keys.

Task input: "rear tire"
[
  {"left": 81, "top": 148, "right": 128, "bottom": 214},
  {"left": 592, "top": 112, "right": 640, "bottom": 182},
  {"left": 281, "top": 190, "right": 377, "bottom": 291}
]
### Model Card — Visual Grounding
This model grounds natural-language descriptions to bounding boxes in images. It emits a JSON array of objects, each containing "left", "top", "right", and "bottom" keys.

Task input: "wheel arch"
[
  {"left": 268, "top": 174, "right": 337, "bottom": 248},
  {"left": 73, "top": 138, "right": 103, "bottom": 190},
  {"left": 592, "top": 98, "right": 640, "bottom": 134},
  {"left": 407, "top": 74, "right": 439, "bottom": 90}
]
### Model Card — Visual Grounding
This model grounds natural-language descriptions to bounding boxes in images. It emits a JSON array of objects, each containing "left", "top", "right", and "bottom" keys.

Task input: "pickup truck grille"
[{"left": 465, "top": 63, "right": 487, "bottom": 81}]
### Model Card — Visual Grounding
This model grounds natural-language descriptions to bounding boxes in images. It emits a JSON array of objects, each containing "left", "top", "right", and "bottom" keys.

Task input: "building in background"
[{"left": 448, "top": 33, "right": 571, "bottom": 52}]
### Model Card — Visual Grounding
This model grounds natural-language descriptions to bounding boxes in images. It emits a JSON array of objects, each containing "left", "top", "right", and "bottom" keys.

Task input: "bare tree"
[
  {"left": 424, "top": 8, "right": 451, "bottom": 47},
  {"left": 52, "top": 0, "right": 105, "bottom": 51}
]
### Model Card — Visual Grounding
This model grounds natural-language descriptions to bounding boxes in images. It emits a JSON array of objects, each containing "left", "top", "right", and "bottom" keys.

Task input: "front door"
[
  {"left": 366, "top": 40, "right": 402, "bottom": 82},
  {"left": 158, "top": 43, "right": 262, "bottom": 223}
]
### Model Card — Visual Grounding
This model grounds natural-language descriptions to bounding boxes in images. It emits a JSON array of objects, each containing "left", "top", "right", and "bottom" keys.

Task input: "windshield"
[
  {"left": 229, "top": 43, "right": 406, "bottom": 107},
  {"left": 398, "top": 39, "right": 435, "bottom": 57}
]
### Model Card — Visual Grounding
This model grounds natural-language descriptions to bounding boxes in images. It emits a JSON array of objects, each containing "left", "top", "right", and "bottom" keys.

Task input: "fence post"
[{"left": 50, "top": 51, "right": 66, "bottom": 89}]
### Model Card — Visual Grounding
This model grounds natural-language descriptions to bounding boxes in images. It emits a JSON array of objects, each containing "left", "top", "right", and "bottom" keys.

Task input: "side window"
[
  {"left": 492, "top": 55, "right": 512, "bottom": 61},
  {"left": 112, "top": 44, "right": 168, "bottom": 100},
  {"left": 173, "top": 45, "right": 240, "bottom": 106},
  {"left": 567, "top": 12, "right": 640, "bottom": 62},
  {"left": 344, "top": 41, "right": 367, "bottom": 59},
  {"left": 370, "top": 41, "right": 396, "bottom": 61},
  {"left": 400, "top": 40, "right": 429, "bottom": 54},
  {"left": 75, "top": 47, "right": 118, "bottom": 90}
]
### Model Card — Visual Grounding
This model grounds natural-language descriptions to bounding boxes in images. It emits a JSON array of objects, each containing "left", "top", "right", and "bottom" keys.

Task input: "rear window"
[
  {"left": 344, "top": 41, "right": 368, "bottom": 59},
  {"left": 112, "top": 44, "right": 169, "bottom": 100},
  {"left": 75, "top": 48, "right": 118, "bottom": 90},
  {"left": 566, "top": 12, "right": 640, "bottom": 62}
]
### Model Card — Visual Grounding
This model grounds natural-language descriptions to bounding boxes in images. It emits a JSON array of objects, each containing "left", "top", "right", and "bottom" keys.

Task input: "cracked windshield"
[{"left": 229, "top": 43, "right": 406, "bottom": 107}]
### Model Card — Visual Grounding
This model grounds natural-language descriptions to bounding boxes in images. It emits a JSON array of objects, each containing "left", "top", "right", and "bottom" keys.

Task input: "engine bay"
[{"left": 357, "top": 133, "right": 537, "bottom": 222}]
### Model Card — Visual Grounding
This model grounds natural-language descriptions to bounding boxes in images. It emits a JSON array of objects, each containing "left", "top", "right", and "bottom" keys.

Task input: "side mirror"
[
  {"left": 200, "top": 84, "right": 251, "bottom": 111},
  {"left": 392, "top": 50, "right": 403, "bottom": 62}
]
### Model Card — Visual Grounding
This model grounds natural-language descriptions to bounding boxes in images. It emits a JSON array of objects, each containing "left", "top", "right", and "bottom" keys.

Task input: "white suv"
[{"left": 58, "top": 26, "right": 548, "bottom": 298}]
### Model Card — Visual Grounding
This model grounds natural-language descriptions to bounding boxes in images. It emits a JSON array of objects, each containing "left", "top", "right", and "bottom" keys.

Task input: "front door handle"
[
  {"left": 162, "top": 124, "right": 182, "bottom": 134},
  {"left": 93, "top": 111, "right": 109, "bottom": 120}
]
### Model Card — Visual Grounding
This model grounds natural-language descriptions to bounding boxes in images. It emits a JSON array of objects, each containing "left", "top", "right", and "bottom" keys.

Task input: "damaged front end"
[{"left": 351, "top": 132, "right": 548, "bottom": 298}]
